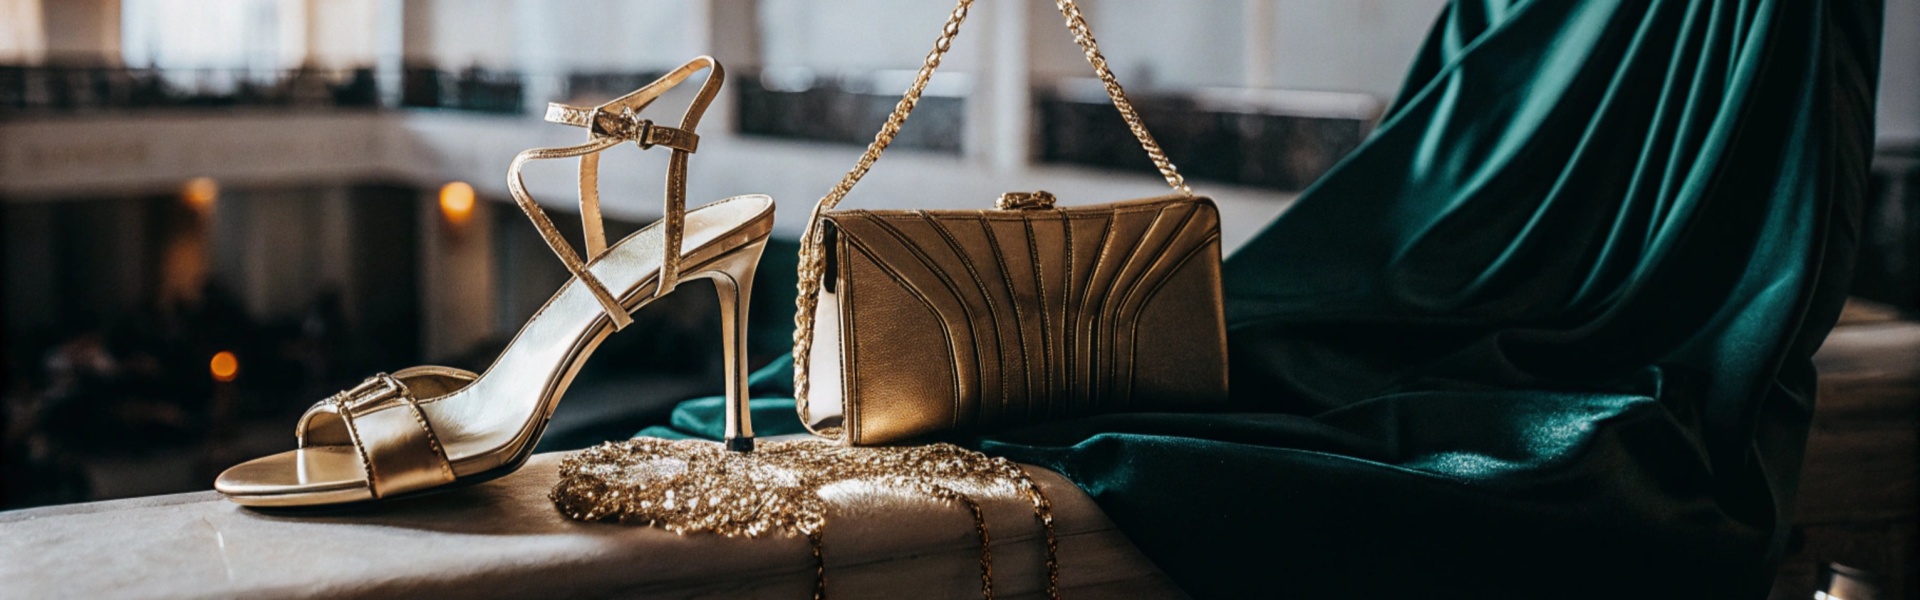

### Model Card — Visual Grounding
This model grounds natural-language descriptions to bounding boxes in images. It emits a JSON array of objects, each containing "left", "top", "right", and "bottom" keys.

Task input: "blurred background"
[{"left": 0, "top": 0, "right": 1914, "bottom": 517}]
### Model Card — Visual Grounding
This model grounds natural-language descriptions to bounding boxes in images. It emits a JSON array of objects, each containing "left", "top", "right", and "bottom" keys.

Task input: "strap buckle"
[
  {"left": 590, "top": 106, "right": 655, "bottom": 149},
  {"left": 331, "top": 373, "right": 407, "bottom": 413}
]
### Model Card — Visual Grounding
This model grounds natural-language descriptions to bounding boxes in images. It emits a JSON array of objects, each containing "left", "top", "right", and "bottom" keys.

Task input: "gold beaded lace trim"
[{"left": 551, "top": 438, "right": 1059, "bottom": 600}]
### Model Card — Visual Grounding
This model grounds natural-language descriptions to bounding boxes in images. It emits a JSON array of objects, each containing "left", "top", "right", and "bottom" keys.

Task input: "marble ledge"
[{"left": 0, "top": 452, "right": 1185, "bottom": 600}]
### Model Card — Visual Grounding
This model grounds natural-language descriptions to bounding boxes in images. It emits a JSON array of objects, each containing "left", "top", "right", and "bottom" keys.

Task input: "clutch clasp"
[{"left": 996, "top": 190, "right": 1057, "bottom": 211}]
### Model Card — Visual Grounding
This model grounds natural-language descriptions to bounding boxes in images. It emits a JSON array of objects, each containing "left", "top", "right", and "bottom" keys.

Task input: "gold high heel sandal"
[{"left": 215, "top": 56, "right": 772, "bottom": 507}]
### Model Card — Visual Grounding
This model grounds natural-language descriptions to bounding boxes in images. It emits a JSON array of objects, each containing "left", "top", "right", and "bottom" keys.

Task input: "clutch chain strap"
[
  {"left": 792, "top": 0, "right": 1194, "bottom": 427},
  {"left": 783, "top": 3, "right": 1184, "bottom": 596}
]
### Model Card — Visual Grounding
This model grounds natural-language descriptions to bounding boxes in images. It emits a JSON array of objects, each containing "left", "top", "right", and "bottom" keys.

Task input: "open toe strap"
[{"left": 295, "top": 367, "right": 475, "bottom": 498}]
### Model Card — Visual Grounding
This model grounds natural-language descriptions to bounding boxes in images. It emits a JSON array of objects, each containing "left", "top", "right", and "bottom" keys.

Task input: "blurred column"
[
  {"left": 1243, "top": 0, "right": 1276, "bottom": 88},
  {"left": 3, "top": 204, "right": 57, "bottom": 332},
  {"left": 683, "top": 0, "right": 713, "bottom": 70},
  {"left": 511, "top": 0, "right": 559, "bottom": 116},
  {"left": 0, "top": 0, "right": 47, "bottom": 64},
  {"left": 39, "top": 0, "right": 119, "bottom": 65},
  {"left": 316, "top": 186, "right": 358, "bottom": 325},
  {"left": 1882, "top": 0, "right": 1920, "bottom": 143},
  {"left": 967, "top": 0, "right": 1031, "bottom": 174},
  {"left": 705, "top": 0, "right": 759, "bottom": 134},
  {"left": 277, "top": 0, "right": 309, "bottom": 68},
  {"left": 158, "top": 181, "right": 216, "bottom": 309},
  {"left": 301, "top": 0, "right": 380, "bottom": 68},
  {"left": 376, "top": 0, "right": 416, "bottom": 106},
  {"left": 215, "top": 189, "right": 331, "bottom": 319}
]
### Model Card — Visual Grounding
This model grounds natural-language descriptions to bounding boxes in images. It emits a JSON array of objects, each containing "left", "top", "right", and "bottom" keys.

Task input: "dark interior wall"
[
  {"left": 2, "top": 184, "right": 424, "bottom": 380},
  {"left": 1852, "top": 150, "right": 1920, "bottom": 311},
  {"left": 3, "top": 197, "right": 158, "bottom": 339},
  {"left": 345, "top": 184, "right": 422, "bottom": 369}
]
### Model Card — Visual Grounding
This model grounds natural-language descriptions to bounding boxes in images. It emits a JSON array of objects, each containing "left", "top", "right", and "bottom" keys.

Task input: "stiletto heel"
[
  {"left": 703, "top": 238, "right": 765, "bottom": 452},
  {"left": 215, "top": 56, "right": 775, "bottom": 507}
]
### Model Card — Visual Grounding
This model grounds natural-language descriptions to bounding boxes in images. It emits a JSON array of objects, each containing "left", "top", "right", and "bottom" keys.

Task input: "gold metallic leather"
[
  {"left": 215, "top": 57, "right": 776, "bottom": 506},
  {"left": 810, "top": 196, "right": 1228, "bottom": 445},
  {"left": 293, "top": 369, "right": 468, "bottom": 499},
  {"left": 511, "top": 56, "right": 727, "bottom": 330},
  {"left": 294, "top": 366, "right": 475, "bottom": 447},
  {"left": 792, "top": 0, "right": 1227, "bottom": 445}
]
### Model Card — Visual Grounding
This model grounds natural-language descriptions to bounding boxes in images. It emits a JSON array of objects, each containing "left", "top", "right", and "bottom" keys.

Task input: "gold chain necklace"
[{"left": 552, "top": 438, "right": 1059, "bottom": 599}]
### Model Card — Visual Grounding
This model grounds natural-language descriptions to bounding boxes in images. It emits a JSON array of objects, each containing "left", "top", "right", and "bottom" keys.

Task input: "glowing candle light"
[
  {"left": 209, "top": 350, "right": 239, "bottom": 382},
  {"left": 182, "top": 177, "right": 219, "bottom": 213},
  {"left": 440, "top": 181, "right": 476, "bottom": 225}
]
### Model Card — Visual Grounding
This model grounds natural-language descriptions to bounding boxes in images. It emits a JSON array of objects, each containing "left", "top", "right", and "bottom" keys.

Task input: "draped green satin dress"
[{"left": 648, "top": 0, "right": 1884, "bottom": 596}]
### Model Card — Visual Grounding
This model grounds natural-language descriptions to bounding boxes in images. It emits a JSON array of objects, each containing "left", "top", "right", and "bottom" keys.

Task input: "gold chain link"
[
  {"left": 1054, "top": 0, "right": 1192, "bottom": 195},
  {"left": 793, "top": 0, "right": 1193, "bottom": 430},
  {"left": 553, "top": 439, "right": 1059, "bottom": 600}
]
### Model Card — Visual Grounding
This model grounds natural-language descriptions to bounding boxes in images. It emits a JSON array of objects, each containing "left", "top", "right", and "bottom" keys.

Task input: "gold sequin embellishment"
[{"left": 551, "top": 438, "right": 1058, "bottom": 600}]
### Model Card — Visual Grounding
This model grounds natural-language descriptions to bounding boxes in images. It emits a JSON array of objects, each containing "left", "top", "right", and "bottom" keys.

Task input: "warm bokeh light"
[
  {"left": 209, "top": 351, "right": 239, "bottom": 382},
  {"left": 181, "top": 177, "right": 219, "bottom": 213},
  {"left": 439, "top": 181, "right": 476, "bottom": 225}
]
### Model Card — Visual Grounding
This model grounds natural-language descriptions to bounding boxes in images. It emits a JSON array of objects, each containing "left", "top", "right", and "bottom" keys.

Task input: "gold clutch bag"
[{"left": 793, "top": 0, "right": 1228, "bottom": 445}]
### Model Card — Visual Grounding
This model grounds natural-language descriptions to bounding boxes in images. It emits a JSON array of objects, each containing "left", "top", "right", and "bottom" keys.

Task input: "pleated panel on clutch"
[{"left": 811, "top": 195, "right": 1229, "bottom": 445}]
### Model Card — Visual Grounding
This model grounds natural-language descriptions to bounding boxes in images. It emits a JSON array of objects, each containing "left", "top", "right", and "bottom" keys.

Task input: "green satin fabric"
[{"left": 645, "top": 0, "right": 1883, "bottom": 596}]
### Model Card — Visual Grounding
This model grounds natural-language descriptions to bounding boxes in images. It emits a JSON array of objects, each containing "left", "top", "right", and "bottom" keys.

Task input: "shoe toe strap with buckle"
[{"left": 296, "top": 370, "right": 467, "bottom": 499}]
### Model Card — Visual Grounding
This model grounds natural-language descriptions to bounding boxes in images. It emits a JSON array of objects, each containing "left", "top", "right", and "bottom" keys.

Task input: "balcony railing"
[
  {"left": 0, "top": 65, "right": 380, "bottom": 114},
  {"left": 1, "top": 64, "right": 1388, "bottom": 192},
  {"left": 0, "top": 65, "right": 541, "bottom": 116},
  {"left": 400, "top": 67, "right": 526, "bottom": 114},
  {"left": 1038, "top": 80, "right": 1383, "bottom": 192},
  {"left": 735, "top": 67, "right": 968, "bottom": 154}
]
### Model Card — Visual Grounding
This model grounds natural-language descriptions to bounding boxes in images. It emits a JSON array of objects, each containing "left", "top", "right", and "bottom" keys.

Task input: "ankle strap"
[
  {"left": 542, "top": 105, "right": 700, "bottom": 152},
  {"left": 505, "top": 56, "right": 725, "bottom": 330}
]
